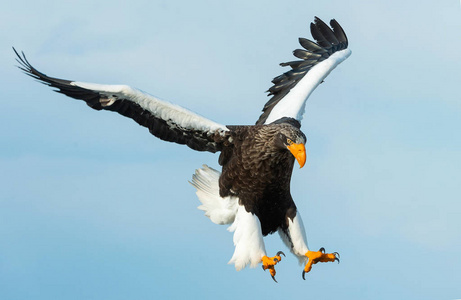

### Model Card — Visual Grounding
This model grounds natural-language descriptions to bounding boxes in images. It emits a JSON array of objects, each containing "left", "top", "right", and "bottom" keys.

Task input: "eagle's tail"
[{"left": 190, "top": 165, "right": 238, "bottom": 225}]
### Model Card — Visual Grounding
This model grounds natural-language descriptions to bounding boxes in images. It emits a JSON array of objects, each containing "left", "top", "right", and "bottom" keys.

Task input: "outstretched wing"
[
  {"left": 256, "top": 17, "right": 351, "bottom": 125},
  {"left": 14, "top": 49, "right": 230, "bottom": 153}
]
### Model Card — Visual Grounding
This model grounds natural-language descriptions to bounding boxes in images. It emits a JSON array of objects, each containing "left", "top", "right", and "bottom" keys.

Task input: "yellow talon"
[
  {"left": 302, "top": 247, "right": 340, "bottom": 280},
  {"left": 261, "top": 251, "right": 285, "bottom": 282}
]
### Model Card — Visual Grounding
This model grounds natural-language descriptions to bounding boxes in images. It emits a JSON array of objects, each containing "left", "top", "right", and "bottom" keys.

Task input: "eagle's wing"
[
  {"left": 256, "top": 17, "right": 351, "bottom": 125},
  {"left": 14, "top": 49, "right": 230, "bottom": 153}
]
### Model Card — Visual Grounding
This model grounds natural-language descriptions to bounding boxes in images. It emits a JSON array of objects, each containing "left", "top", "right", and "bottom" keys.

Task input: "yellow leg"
[
  {"left": 261, "top": 251, "right": 285, "bottom": 282},
  {"left": 303, "top": 247, "right": 340, "bottom": 279}
]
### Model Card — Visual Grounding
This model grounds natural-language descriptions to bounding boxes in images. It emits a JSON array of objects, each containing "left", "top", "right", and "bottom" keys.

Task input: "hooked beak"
[{"left": 287, "top": 143, "right": 306, "bottom": 168}]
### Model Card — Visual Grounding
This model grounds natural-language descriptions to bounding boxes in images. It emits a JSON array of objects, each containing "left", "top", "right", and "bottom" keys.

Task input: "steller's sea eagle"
[{"left": 14, "top": 17, "right": 351, "bottom": 282}]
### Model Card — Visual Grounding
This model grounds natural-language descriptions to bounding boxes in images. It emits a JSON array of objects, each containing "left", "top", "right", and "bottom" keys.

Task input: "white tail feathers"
[
  {"left": 190, "top": 165, "right": 238, "bottom": 225},
  {"left": 191, "top": 165, "right": 265, "bottom": 270}
]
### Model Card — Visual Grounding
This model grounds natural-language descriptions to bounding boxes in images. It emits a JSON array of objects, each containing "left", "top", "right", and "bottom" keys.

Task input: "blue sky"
[{"left": 1, "top": 0, "right": 461, "bottom": 299}]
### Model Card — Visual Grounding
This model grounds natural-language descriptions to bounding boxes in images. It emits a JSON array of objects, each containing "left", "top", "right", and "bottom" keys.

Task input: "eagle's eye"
[{"left": 286, "top": 138, "right": 293, "bottom": 145}]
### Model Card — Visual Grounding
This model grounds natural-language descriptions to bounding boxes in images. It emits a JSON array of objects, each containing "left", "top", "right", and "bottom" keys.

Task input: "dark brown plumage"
[{"left": 218, "top": 121, "right": 305, "bottom": 235}]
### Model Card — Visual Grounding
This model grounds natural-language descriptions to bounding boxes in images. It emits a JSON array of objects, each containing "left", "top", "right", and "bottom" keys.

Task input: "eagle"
[{"left": 14, "top": 17, "right": 351, "bottom": 282}]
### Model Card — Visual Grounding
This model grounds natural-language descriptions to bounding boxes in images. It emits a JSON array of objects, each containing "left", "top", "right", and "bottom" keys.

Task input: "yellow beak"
[{"left": 287, "top": 143, "right": 306, "bottom": 168}]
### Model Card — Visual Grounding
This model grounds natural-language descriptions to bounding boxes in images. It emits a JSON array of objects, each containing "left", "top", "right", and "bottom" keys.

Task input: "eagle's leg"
[
  {"left": 228, "top": 204, "right": 285, "bottom": 282},
  {"left": 278, "top": 210, "right": 339, "bottom": 279},
  {"left": 303, "top": 248, "right": 340, "bottom": 279},
  {"left": 261, "top": 251, "right": 285, "bottom": 282}
]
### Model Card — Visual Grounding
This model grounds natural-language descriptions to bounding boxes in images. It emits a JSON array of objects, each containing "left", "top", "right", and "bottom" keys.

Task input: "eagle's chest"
[
  {"left": 234, "top": 153, "right": 296, "bottom": 235},
  {"left": 219, "top": 143, "right": 296, "bottom": 231},
  {"left": 224, "top": 143, "right": 294, "bottom": 191}
]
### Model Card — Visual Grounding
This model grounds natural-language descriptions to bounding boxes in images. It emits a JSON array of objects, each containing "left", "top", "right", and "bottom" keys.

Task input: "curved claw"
[
  {"left": 303, "top": 248, "right": 339, "bottom": 278},
  {"left": 262, "top": 254, "right": 282, "bottom": 282},
  {"left": 333, "top": 251, "right": 340, "bottom": 263},
  {"left": 276, "top": 251, "right": 286, "bottom": 257}
]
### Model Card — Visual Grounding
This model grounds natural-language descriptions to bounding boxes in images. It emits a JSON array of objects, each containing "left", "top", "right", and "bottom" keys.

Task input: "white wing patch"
[
  {"left": 264, "top": 48, "right": 351, "bottom": 124},
  {"left": 71, "top": 81, "right": 229, "bottom": 134}
]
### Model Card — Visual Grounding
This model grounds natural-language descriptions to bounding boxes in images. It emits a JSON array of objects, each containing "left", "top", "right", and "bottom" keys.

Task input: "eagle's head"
[{"left": 274, "top": 126, "right": 307, "bottom": 168}]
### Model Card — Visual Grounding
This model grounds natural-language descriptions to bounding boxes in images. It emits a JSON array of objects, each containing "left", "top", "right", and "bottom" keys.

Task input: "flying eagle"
[{"left": 14, "top": 17, "right": 351, "bottom": 282}]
